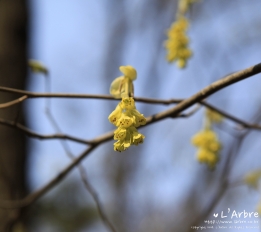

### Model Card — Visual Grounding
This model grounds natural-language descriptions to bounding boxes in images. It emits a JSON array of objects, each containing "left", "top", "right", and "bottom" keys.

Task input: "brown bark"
[{"left": 0, "top": 0, "right": 28, "bottom": 231}]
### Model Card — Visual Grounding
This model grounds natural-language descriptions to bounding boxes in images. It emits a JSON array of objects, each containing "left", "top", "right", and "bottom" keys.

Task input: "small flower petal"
[
  {"left": 119, "top": 65, "right": 137, "bottom": 80},
  {"left": 108, "top": 104, "right": 122, "bottom": 125},
  {"left": 129, "top": 109, "right": 146, "bottom": 127},
  {"left": 114, "top": 127, "right": 127, "bottom": 140},
  {"left": 114, "top": 141, "right": 125, "bottom": 152},
  {"left": 120, "top": 97, "right": 136, "bottom": 110},
  {"left": 110, "top": 76, "right": 125, "bottom": 99},
  {"left": 116, "top": 114, "right": 134, "bottom": 128}
]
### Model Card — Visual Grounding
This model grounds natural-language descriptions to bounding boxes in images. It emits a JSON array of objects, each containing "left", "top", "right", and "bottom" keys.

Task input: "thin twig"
[
  {"left": 0, "top": 62, "right": 260, "bottom": 209},
  {"left": 145, "top": 62, "right": 261, "bottom": 125},
  {"left": 45, "top": 104, "right": 117, "bottom": 232},
  {"left": 173, "top": 104, "right": 201, "bottom": 118},
  {"left": 78, "top": 165, "right": 118, "bottom": 232},
  {"left": 201, "top": 101, "right": 261, "bottom": 130},
  {"left": 0, "top": 145, "right": 97, "bottom": 208},
  {"left": 0, "top": 118, "right": 93, "bottom": 145},
  {"left": 0, "top": 90, "right": 259, "bottom": 131},
  {"left": 0, "top": 95, "right": 27, "bottom": 109},
  {"left": 0, "top": 86, "right": 182, "bottom": 104}
]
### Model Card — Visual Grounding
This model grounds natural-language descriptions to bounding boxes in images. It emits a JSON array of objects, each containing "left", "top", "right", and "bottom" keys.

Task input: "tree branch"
[
  {"left": 172, "top": 104, "right": 201, "bottom": 118},
  {"left": 44, "top": 106, "right": 118, "bottom": 232},
  {"left": 201, "top": 102, "right": 261, "bottom": 130},
  {"left": 0, "top": 95, "right": 28, "bottom": 109},
  {"left": 145, "top": 62, "right": 261, "bottom": 124},
  {"left": 0, "top": 85, "right": 183, "bottom": 104},
  {"left": 0, "top": 118, "right": 93, "bottom": 145},
  {"left": 0, "top": 145, "right": 97, "bottom": 208},
  {"left": 0, "top": 62, "right": 260, "bottom": 209}
]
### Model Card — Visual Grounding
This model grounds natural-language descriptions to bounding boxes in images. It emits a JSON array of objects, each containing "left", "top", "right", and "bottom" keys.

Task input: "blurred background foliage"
[{"left": 1, "top": 0, "right": 261, "bottom": 231}]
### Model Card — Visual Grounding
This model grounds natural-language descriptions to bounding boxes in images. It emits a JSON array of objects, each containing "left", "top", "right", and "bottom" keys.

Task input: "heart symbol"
[{"left": 213, "top": 213, "right": 218, "bottom": 218}]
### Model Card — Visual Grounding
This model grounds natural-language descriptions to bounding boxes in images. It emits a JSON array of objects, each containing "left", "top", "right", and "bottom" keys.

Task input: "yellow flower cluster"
[
  {"left": 109, "top": 97, "right": 146, "bottom": 152},
  {"left": 108, "top": 66, "right": 146, "bottom": 152},
  {"left": 191, "top": 109, "right": 223, "bottom": 169},
  {"left": 192, "top": 129, "right": 221, "bottom": 169},
  {"left": 165, "top": 17, "right": 192, "bottom": 68},
  {"left": 164, "top": 0, "right": 199, "bottom": 68}
]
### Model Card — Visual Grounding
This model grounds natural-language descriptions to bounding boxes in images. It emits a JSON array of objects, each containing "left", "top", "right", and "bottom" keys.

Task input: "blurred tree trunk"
[{"left": 0, "top": 0, "right": 28, "bottom": 231}]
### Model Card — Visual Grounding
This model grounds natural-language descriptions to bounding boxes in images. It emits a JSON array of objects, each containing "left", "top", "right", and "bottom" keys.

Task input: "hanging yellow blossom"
[
  {"left": 192, "top": 129, "right": 221, "bottom": 152},
  {"left": 192, "top": 128, "right": 221, "bottom": 169},
  {"left": 108, "top": 66, "right": 146, "bottom": 152},
  {"left": 165, "top": 16, "right": 192, "bottom": 68},
  {"left": 164, "top": 0, "right": 198, "bottom": 68},
  {"left": 191, "top": 108, "right": 223, "bottom": 169}
]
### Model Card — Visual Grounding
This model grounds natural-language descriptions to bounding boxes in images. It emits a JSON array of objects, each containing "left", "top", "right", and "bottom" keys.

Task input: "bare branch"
[
  {"left": 0, "top": 95, "right": 27, "bottom": 109},
  {"left": 0, "top": 62, "right": 261, "bottom": 210},
  {"left": 0, "top": 145, "right": 97, "bottom": 208},
  {"left": 78, "top": 165, "right": 118, "bottom": 232},
  {"left": 201, "top": 102, "right": 261, "bottom": 130},
  {"left": 145, "top": 63, "right": 261, "bottom": 124},
  {"left": 45, "top": 104, "right": 118, "bottom": 232},
  {"left": 0, "top": 64, "right": 260, "bottom": 129},
  {"left": 0, "top": 118, "right": 93, "bottom": 145},
  {"left": 173, "top": 104, "right": 201, "bottom": 118},
  {"left": 0, "top": 85, "right": 183, "bottom": 104},
  {"left": 0, "top": 63, "right": 260, "bottom": 106}
]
